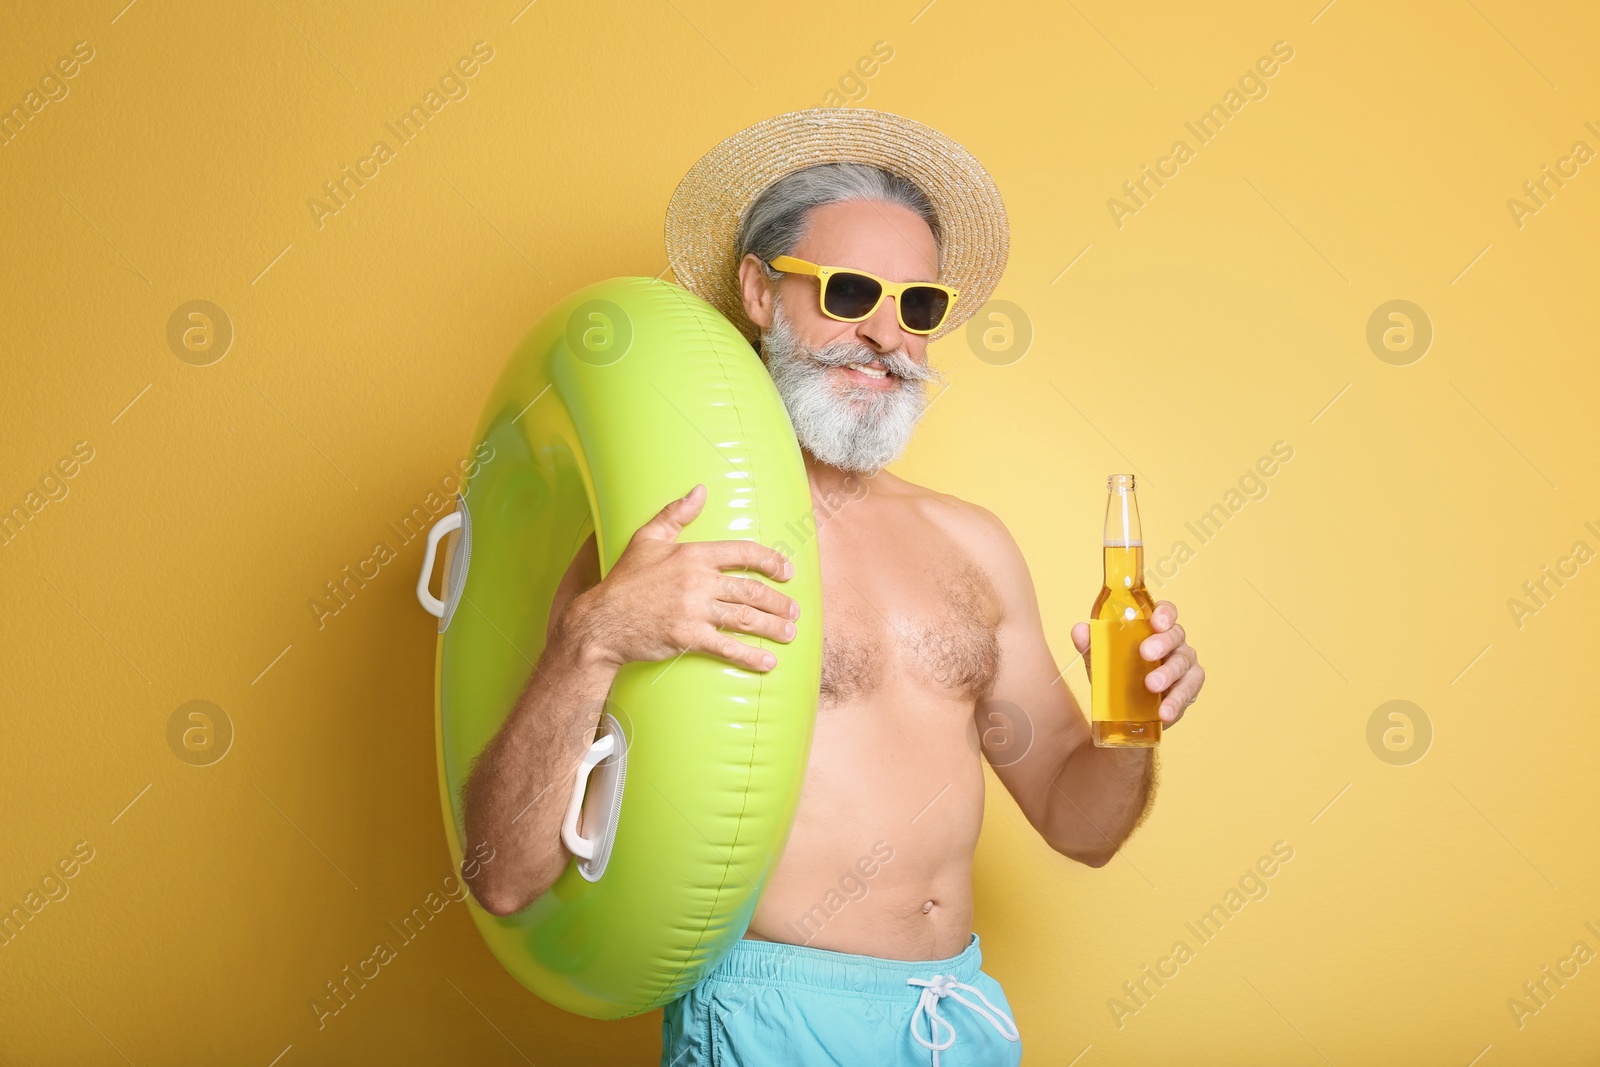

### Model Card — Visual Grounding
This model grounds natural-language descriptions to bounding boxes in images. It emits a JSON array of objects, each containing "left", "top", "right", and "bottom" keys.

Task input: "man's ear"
[{"left": 737, "top": 253, "right": 777, "bottom": 332}]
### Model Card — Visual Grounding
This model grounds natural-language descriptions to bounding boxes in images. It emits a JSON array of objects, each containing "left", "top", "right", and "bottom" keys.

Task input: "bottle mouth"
[{"left": 1107, "top": 473, "right": 1136, "bottom": 490}]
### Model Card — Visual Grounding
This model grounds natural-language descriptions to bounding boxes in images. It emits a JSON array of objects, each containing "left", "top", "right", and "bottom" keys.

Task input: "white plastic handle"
[
  {"left": 415, "top": 511, "right": 463, "bottom": 618},
  {"left": 561, "top": 733, "right": 617, "bottom": 861}
]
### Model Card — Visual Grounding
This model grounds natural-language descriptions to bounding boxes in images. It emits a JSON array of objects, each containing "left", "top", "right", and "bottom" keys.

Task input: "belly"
[{"left": 744, "top": 686, "right": 986, "bottom": 961}]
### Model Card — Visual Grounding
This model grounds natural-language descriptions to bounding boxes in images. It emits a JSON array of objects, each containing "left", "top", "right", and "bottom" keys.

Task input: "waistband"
[{"left": 701, "top": 933, "right": 984, "bottom": 1000}]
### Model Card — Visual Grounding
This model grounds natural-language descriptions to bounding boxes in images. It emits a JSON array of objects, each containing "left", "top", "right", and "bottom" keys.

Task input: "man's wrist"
[{"left": 549, "top": 595, "right": 621, "bottom": 679}]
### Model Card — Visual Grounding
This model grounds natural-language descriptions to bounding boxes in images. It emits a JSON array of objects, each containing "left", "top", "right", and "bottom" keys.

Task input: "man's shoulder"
[
  {"left": 872, "top": 472, "right": 1034, "bottom": 615},
  {"left": 878, "top": 473, "right": 1019, "bottom": 566}
]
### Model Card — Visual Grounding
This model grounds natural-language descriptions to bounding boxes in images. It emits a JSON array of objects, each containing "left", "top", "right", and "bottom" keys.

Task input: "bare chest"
[{"left": 817, "top": 555, "right": 1001, "bottom": 707}]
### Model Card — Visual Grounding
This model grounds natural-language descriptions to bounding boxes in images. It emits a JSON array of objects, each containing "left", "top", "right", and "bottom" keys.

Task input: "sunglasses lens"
[
  {"left": 899, "top": 286, "right": 951, "bottom": 332},
  {"left": 822, "top": 272, "right": 883, "bottom": 320}
]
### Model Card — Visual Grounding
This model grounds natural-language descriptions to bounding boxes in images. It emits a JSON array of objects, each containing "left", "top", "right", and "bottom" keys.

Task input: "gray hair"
[{"left": 736, "top": 163, "right": 942, "bottom": 282}]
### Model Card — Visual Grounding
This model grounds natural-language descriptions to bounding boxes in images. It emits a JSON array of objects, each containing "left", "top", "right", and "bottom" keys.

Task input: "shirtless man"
[{"left": 462, "top": 120, "right": 1205, "bottom": 1066}]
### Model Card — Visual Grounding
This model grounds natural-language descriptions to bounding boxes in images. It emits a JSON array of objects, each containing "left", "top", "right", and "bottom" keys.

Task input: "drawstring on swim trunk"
[{"left": 905, "top": 973, "right": 1020, "bottom": 1065}]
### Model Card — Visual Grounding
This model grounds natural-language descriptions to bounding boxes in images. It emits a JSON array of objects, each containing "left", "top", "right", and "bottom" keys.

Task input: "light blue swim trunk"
[{"left": 660, "top": 933, "right": 1022, "bottom": 1066}]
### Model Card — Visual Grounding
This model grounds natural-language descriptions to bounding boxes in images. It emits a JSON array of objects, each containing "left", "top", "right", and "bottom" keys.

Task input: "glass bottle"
[{"left": 1090, "top": 474, "right": 1162, "bottom": 747}]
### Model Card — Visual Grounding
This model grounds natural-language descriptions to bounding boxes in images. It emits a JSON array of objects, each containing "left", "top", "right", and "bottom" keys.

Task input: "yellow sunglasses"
[{"left": 766, "top": 255, "right": 959, "bottom": 336}]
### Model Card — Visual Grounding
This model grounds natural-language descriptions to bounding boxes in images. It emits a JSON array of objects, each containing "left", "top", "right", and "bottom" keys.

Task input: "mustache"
[{"left": 805, "top": 337, "right": 945, "bottom": 386}]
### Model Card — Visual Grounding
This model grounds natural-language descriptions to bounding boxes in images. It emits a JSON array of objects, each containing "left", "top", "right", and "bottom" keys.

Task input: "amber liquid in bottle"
[{"left": 1090, "top": 474, "right": 1162, "bottom": 748}]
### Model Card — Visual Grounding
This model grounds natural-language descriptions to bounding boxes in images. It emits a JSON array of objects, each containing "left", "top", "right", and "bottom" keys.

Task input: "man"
[{"left": 462, "top": 108, "right": 1205, "bottom": 1066}]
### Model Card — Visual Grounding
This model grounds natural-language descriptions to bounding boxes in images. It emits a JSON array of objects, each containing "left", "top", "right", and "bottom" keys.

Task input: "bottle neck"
[
  {"left": 1103, "top": 485, "right": 1144, "bottom": 589},
  {"left": 1103, "top": 542, "right": 1145, "bottom": 589},
  {"left": 1103, "top": 487, "right": 1142, "bottom": 543}
]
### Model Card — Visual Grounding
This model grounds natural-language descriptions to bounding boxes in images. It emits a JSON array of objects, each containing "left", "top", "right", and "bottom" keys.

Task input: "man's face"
[{"left": 737, "top": 199, "right": 946, "bottom": 474}]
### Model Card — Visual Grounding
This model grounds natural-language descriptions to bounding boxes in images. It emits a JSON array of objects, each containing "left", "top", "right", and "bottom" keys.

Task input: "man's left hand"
[{"left": 1070, "top": 601, "right": 1205, "bottom": 726}]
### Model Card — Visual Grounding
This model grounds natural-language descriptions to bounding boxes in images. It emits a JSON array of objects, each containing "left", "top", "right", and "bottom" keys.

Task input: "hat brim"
[{"left": 664, "top": 107, "right": 1009, "bottom": 346}]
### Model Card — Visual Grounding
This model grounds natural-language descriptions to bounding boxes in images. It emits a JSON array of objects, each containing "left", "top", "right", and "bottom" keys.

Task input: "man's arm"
[
  {"left": 460, "top": 532, "right": 612, "bottom": 916},
  {"left": 963, "top": 505, "right": 1169, "bottom": 867},
  {"left": 459, "top": 484, "right": 803, "bottom": 915}
]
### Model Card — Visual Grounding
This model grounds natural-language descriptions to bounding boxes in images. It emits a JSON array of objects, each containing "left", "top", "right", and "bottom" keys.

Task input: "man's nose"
[{"left": 856, "top": 296, "right": 909, "bottom": 354}]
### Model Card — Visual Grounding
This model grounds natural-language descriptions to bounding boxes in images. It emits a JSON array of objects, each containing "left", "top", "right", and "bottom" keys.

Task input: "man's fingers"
[
  {"left": 700, "top": 538, "right": 794, "bottom": 581},
  {"left": 1145, "top": 645, "right": 1196, "bottom": 692},
  {"left": 1140, "top": 623, "right": 1185, "bottom": 662},
  {"left": 1159, "top": 664, "right": 1205, "bottom": 723},
  {"left": 707, "top": 572, "right": 798, "bottom": 643},
  {"left": 1070, "top": 623, "right": 1092, "bottom": 680},
  {"left": 715, "top": 574, "right": 800, "bottom": 622},
  {"left": 1151, "top": 600, "right": 1179, "bottom": 630},
  {"left": 633, "top": 483, "right": 706, "bottom": 544},
  {"left": 690, "top": 624, "right": 778, "bottom": 672},
  {"left": 709, "top": 599, "right": 796, "bottom": 644}
]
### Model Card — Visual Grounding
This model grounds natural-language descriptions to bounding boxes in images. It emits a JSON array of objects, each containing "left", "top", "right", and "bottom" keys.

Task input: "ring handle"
[
  {"left": 561, "top": 733, "right": 617, "bottom": 861},
  {"left": 415, "top": 511, "right": 463, "bottom": 617}
]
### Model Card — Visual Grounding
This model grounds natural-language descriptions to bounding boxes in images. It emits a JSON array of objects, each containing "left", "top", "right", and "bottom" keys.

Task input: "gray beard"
[{"left": 758, "top": 294, "right": 945, "bottom": 474}]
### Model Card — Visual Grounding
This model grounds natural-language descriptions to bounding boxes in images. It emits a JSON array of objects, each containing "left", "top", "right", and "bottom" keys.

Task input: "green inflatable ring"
[{"left": 416, "top": 276, "right": 823, "bottom": 1019}]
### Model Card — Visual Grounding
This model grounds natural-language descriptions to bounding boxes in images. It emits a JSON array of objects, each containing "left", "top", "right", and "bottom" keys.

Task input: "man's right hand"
[{"left": 561, "top": 483, "right": 802, "bottom": 673}]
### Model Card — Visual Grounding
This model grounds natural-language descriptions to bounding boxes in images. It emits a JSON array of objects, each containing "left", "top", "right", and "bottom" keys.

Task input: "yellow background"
[{"left": 3, "top": 0, "right": 1598, "bottom": 1063}]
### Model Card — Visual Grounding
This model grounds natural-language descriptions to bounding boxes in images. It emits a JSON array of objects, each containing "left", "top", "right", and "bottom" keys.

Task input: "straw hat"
[{"left": 664, "top": 107, "right": 1009, "bottom": 346}]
